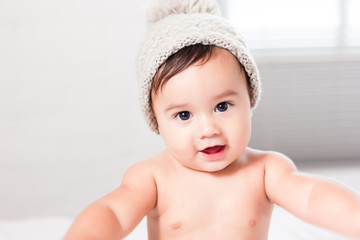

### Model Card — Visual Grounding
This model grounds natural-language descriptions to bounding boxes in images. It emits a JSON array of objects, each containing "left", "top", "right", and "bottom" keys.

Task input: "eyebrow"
[
  {"left": 214, "top": 89, "right": 239, "bottom": 100},
  {"left": 165, "top": 103, "right": 190, "bottom": 113}
]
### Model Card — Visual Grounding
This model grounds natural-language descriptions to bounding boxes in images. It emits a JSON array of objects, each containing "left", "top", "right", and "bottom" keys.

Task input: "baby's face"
[{"left": 152, "top": 48, "right": 252, "bottom": 172}]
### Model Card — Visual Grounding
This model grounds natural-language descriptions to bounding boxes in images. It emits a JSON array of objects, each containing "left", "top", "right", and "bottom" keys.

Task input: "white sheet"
[
  {"left": 0, "top": 217, "right": 72, "bottom": 240},
  {"left": 0, "top": 206, "right": 355, "bottom": 240}
]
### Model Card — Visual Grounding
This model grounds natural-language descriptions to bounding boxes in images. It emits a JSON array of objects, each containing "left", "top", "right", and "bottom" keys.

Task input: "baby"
[{"left": 64, "top": 0, "right": 360, "bottom": 239}]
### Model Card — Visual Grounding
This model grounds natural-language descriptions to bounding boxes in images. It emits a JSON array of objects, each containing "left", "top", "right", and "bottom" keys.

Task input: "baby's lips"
[{"left": 201, "top": 145, "right": 224, "bottom": 154}]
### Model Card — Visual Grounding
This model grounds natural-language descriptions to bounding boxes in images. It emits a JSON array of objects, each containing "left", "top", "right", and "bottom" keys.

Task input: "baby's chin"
[{"left": 184, "top": 160, "right": 237, "bottom": 174}]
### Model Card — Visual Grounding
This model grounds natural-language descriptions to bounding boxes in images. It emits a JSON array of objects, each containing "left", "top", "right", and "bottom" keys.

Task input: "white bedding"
[{"left": 0, "top": 206, "right": 354, "bottom": 240}]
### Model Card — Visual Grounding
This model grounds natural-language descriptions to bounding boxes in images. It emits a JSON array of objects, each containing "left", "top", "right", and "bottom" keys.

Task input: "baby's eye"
[
  {"left": 215, "top": 102, "right": 231, "bottom": 112},
  {"left": 176, "top": 111, "right": 192, "bottom": 121}
]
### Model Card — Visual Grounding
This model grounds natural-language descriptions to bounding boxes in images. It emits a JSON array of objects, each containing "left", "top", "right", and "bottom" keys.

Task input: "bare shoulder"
[
  {"left": 120, "top": 151, "right": 169, "bottom": 187},
  {"left": 244, "top": 148, "right": 296, "bottom": 171},
  {"left": 264, "top": 151, "right": 297, "bottom": 173},
  {"left": 121, "top": 156, "right": 159, "bottom": 187},
  {"left": 248, "top": 149, "right": 302, "bottom": 205},
  {"left": 244, "top": 148, "right": 298, "bottom": 193}
]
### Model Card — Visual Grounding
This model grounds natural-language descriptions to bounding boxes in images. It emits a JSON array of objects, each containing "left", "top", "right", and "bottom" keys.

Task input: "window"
[{"left": 225, "top": 0, "right": 360, "bottom": 49}]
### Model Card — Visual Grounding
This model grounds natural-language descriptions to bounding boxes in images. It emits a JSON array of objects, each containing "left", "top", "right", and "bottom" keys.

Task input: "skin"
[{"left": 64, "top": 48, "right": 360, "bottom": 240}]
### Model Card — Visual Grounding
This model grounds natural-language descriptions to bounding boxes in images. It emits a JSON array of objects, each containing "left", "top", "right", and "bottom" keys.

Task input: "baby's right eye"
[{"left": 176, "top": 111, "right": 192, "bottom": 121}]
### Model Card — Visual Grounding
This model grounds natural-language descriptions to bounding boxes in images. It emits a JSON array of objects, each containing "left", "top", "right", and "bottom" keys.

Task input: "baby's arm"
[
  {"left": 63, "top": 161, "right": 157, "bottom": 240},
  {"left": 264, "top": 152, "right": 360, "bottom": 239}
]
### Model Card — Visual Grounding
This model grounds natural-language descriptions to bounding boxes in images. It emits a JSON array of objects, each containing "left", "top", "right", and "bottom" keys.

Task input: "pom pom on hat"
[
  {"left": 147, "top": 0, "right": 221, "bottom": 26},
  {"left": 136, "top": 0, "right": 261, "bottom": 134}
]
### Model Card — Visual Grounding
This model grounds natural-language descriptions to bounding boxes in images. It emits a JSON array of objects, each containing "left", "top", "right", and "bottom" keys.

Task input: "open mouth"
[
  {"left": 200, "top": 145, "right": 226, "bottom": 160},
  {"left": 201, "top": 145, "right": 225, "bottom": 155}
]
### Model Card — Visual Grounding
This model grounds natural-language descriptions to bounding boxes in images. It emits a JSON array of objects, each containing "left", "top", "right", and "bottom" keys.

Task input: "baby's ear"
[
  {"left": 153, "top": 117, "right": 161, "bottom": 135},
  {"left": 156, "top": 124, "right": 162, "bottom": 136}
]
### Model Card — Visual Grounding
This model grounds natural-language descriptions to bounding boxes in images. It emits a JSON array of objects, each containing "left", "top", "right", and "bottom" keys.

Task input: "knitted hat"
[{"left": 136, "top": 0, "right": 261, "bottom": 134}]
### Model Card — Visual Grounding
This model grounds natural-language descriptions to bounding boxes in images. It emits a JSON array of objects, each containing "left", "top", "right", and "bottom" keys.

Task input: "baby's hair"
[
  {"left": 151, "top": 44, "right": 214, "bottom": 95},
  {"left": 150, "top": 43, "right": 251, "bottom": 98}
]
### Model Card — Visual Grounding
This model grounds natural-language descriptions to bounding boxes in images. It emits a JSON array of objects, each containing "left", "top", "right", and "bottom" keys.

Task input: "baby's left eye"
[{"left": 215, "top": 102, "right": 231, "bottom": 112}]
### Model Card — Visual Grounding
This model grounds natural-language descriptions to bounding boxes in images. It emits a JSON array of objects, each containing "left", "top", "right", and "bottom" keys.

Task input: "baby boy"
[{"left": 64, "top": 0, "right": 360, "bottom": 239}]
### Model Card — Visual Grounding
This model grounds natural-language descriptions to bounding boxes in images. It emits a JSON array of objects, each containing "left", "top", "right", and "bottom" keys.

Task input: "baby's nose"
[{"left": 198, "top": 115, "right": 221, "bottom": 139}]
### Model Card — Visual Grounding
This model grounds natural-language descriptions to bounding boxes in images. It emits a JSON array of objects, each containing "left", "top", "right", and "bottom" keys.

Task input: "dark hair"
[
  {"left": 151, "top": 44, "right": 215, "bottom": 95},
  {"left": 150, "top": 43, "right": 250, "bottom": 100}
]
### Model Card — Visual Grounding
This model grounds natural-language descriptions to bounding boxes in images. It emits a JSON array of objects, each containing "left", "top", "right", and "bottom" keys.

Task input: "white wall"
[
  {"left": 250, "top": 49, "right": 360, "bottom": 162},
  {"left": 0, "top": 0, "right": 165, "bottom": 219}
]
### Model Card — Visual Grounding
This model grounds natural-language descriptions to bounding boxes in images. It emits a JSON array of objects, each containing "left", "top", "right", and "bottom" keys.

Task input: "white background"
[{"left": 0, "top": 0, "right": 165, "bottom": 219}]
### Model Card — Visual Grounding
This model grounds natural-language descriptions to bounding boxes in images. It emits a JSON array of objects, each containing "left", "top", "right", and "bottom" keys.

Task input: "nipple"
[
  {"left": 248, "top": 219, "right": 256, "bottom": 228},
  {"left": 171, "top": 221, "right": 182, "bottom": 230}
]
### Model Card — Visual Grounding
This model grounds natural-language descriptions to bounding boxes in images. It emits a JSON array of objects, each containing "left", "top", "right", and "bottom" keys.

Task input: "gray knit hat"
[{"left": 136, "top": 0, "right": 261, "bottom": 134}]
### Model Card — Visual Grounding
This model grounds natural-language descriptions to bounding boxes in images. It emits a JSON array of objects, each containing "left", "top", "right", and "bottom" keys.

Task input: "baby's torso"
[{"left": 147, "top": 153, "right": 273, "bottom": 240}]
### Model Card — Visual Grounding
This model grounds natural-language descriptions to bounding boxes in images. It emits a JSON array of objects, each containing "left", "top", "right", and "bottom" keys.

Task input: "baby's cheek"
[{"left": 230, "top": 123, "right": 251, "bottom": 146}]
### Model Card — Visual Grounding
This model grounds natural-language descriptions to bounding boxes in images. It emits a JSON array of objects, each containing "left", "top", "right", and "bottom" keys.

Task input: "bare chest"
[{"left": 147, "top": 167, "right": 273, "bottom": 239}]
